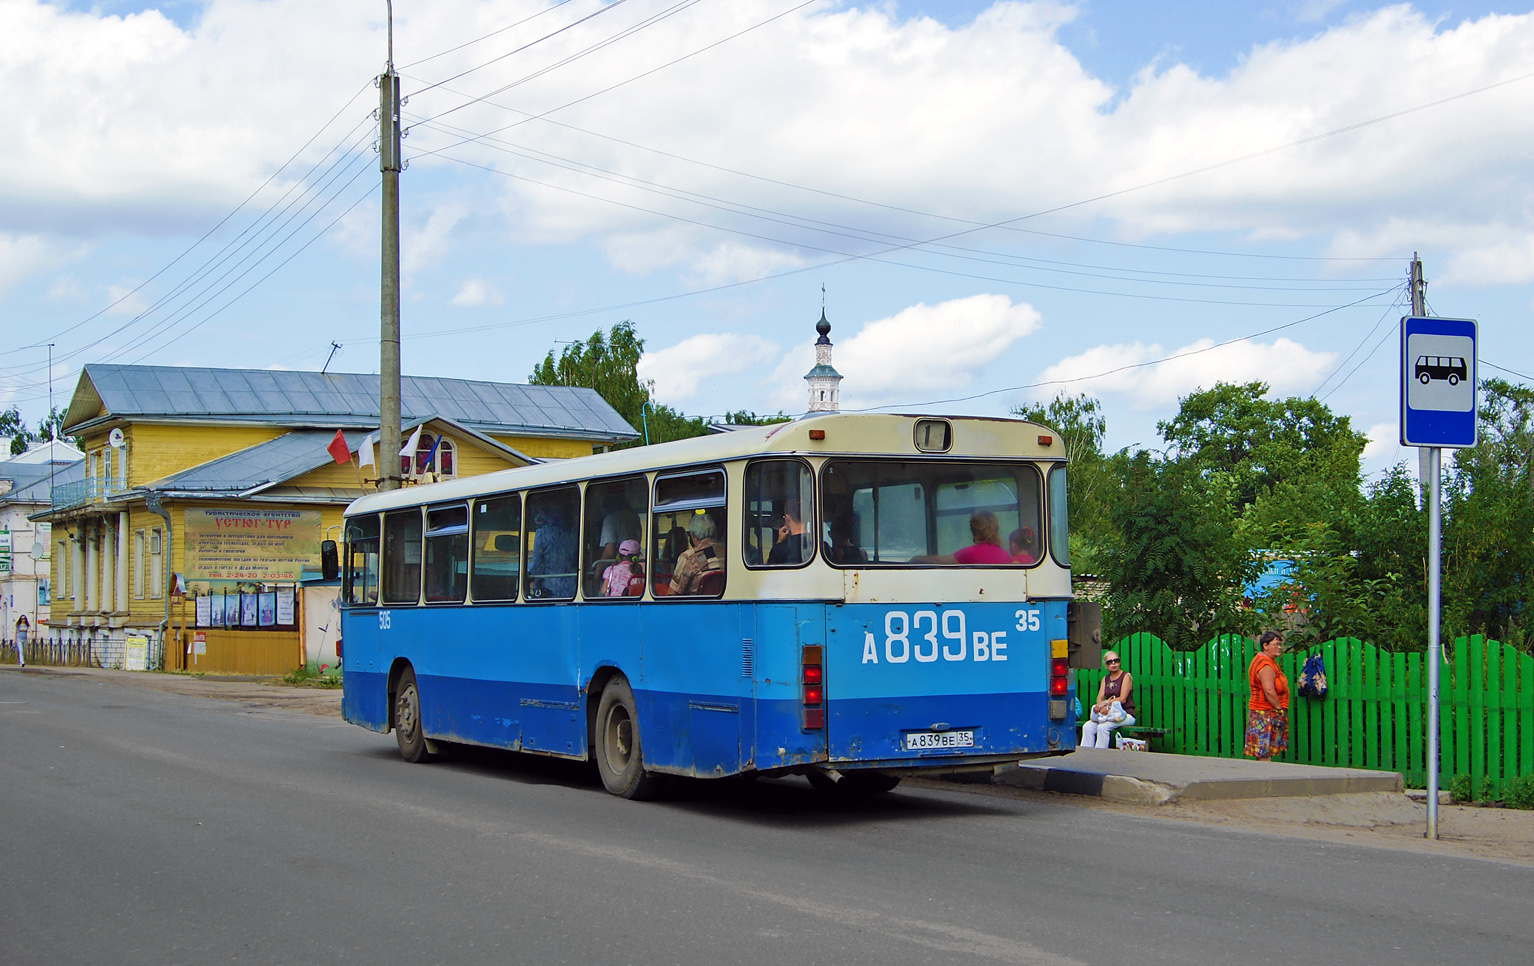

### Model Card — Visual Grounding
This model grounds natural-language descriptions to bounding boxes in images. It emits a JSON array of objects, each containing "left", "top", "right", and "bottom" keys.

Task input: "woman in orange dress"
[{"left": 1245, "top": 631, "right": 1290, "bottom": 761}]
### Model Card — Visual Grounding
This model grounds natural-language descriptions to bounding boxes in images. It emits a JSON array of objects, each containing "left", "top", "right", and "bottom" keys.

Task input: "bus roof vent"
[{"left": 913, "top": 418, "right": 952, "bottom": 454}]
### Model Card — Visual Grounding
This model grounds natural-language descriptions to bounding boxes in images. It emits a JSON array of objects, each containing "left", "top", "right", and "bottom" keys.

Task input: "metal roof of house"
[
  {"left": 144, "top": 419, "right": 533, "bottom": 499},
  {"left": 65, "top": 365, "right": 639, "bottom": 443},
  {"left": 0, "top": 460, "right": 84, "bottom": 507}
]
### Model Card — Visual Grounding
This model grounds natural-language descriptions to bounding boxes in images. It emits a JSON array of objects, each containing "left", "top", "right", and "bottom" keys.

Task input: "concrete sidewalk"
[{"left": 987, "top": 748, "right": 1404, "bottom": 805}]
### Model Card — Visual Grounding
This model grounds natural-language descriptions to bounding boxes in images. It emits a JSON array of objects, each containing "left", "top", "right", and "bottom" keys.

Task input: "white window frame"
[
  {"left": 149, "top": 528, "right": 163, "bottom": 600},
  {"left": 133, "top": 529, "right": 146, "bottom": 599}
]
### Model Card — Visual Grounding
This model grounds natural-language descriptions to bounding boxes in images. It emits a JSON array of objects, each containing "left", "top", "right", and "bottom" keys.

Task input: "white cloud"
[
  {"left": 1037, "top": 336, "right": 1336, "bottom": 409},
  {"left": 4, "top": 1, "right": 1534, "bottom": 288},
  {"left": 637, "top": 333, "right": 780, "bottom": 404},
  {"left": 0, "top": 233, "right": 62, "bottom": 297},
  {"left": 769, "top": 293, "right": 1042, "bottom": 408},
  {"left": 1361, "top": 420, "right": 1401, "bottom": 463},
  {"left": 449, "top": 277, "right": 502, "bottom": 307},
  {"left": 103, "top": 284, "right": 149, "bottom": 318}
]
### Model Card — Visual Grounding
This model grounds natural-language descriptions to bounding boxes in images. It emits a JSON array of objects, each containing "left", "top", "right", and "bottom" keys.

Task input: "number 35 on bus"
[{"left": 339, "top": 413, "right": 1100, "bottom": 798}]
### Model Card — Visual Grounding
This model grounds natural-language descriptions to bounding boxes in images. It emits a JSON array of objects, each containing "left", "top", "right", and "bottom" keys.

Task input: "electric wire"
[
  {"left": 398, "top": 0, "right": 581, "bottom": 70},
  {"left": 405, "top": 0, "right": 822, "bottom": 158},
  {"left": 0, "top": 115, "right": 378, "bottom": 385},
  {"left": 844, "top": 286, "right": 1406, "bottom": 413},
  {"left": 410, "top": 113, "right": 1396, "bottom": 291},
  {"left": 1316, "top": 294, "right": 1409, "bottom": 403},
  {"left": 0, "top": 78, "right": 377, "bottom": 359},
  {"left": 1309, "top": 286, "right": 1408, "bottom": 399}
]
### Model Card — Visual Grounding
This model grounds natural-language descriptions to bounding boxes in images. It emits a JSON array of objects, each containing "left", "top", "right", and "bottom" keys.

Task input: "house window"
[
  {"left": 149, "top": 528, "right": 163, "bottom": 599},
  {"left": 400, "top": 433, "right": 456, "bottom": 480},
  {"left": 133, "top": 530, "right": 145, "bottom": 599},
  {"left": 56, "top": 541, "right": 67, "bottom": 600}
]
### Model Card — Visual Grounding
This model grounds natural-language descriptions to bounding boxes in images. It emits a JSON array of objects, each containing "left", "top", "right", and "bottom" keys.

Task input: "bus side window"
[
  {"left": 344, "top": 515, "right": 380, "bottom": 606},
  {"left": 470, "top": 494, "right": 521, "bottom": 602},
  {"left": 524, "top": 485, "right": 580, "bottom": 601},
  {"left": 382, "top": 509, "right": 423, "bottom": 605},
  {"left": 744, "top": 459, "right": 815, "bottom": 568},
  {"left": 424, "top": 504, "right": 469, "bottom": 603},
  {"left": 652, "top": 468, "right": 727, "bottom": 597},
  {"left": 582, "top": 476, "right": 647, "bottom": 599}
]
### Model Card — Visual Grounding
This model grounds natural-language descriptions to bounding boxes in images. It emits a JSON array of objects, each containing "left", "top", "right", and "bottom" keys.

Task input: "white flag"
[
  {"left": 357, "top": 432, "right": 378, "bottom": 470},
  {"left": 399, "top": 425, "right": 422, "bottom": 459}
]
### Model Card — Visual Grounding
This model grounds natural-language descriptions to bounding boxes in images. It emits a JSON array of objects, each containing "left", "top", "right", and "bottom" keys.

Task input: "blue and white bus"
[{"left": 340, "top": 413, "right": 1084, "bottom": 798}]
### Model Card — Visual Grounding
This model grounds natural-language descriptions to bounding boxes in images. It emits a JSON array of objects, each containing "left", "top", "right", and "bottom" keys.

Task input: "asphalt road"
[{"left": 3, "top": 669, "right": 1530, "bottom": 966}]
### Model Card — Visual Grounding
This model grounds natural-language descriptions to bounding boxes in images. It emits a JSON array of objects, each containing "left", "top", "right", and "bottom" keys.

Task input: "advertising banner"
[{"left": 182, "top": 508, "right": 322, "bottom": 581}]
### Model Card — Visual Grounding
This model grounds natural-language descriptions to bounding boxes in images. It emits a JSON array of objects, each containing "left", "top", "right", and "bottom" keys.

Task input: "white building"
[
  {"left": 804, "top": 309, "right": 843, "bottom": 413},
  {"left": 0, "top": 444, "right": 85, "bottom": 643}
]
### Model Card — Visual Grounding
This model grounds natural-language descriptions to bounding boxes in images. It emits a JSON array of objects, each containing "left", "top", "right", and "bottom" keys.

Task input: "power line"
[
  {"left": 411, "top": 114, "right": 1396, "bottom": 292},
  {"left": 1309, "top": 287, "right": 1407, "bottom": 399},
  {"left": 0, "top": 79, "right": 377, "bottom": 360},
  {"left": 398, "top": 0, "right": 581, "bottom": 70},
  {"left": 406, "top": 0, "right": 823, "bottom": 160},
  {"left": 845, "top": 287, "right": 1404, "bottom": 413}
]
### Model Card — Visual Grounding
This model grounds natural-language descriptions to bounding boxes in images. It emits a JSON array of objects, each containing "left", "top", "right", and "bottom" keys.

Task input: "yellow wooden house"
[{"left": 35, "top": 365, "right": 637, "bottom": 674}]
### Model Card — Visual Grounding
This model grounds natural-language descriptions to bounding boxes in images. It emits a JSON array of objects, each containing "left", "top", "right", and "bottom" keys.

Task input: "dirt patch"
[
  {"left": 5, "top": 664, "right": 343, "bottom": 718},
  {"left": 918, "top": 778, "right": 1534, "bottom": 867}
]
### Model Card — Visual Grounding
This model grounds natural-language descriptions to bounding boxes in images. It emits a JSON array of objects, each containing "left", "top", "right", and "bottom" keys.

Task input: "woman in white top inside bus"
[{"left": 1079, "top": 651, "right": 1136, "bottom": 749}]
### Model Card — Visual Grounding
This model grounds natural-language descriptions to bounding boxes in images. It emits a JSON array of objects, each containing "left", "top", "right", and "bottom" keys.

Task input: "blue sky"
[{"left": 5, "top": 1, "right": 1534, "bottom": 475}]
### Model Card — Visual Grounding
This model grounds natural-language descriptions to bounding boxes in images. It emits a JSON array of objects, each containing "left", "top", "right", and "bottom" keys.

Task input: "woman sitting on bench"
[{"left": 1080, "top": 651, "right": 1136, "bottom": 749}]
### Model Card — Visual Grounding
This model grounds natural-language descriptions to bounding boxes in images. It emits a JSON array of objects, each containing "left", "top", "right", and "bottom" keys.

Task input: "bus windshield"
[{"left": 822, "top": 459, "right": 1043, "bottom": 566}]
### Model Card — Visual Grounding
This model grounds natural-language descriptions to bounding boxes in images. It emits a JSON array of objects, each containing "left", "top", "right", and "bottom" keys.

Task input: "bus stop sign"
[{"left": 1400, "top": 315, "right": 1477, "bottom": 448}]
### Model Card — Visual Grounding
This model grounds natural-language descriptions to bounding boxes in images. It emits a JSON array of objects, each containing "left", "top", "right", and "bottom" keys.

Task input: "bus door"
[{"left": 824, "top": 602, "right": 1051, "bottom": 765}]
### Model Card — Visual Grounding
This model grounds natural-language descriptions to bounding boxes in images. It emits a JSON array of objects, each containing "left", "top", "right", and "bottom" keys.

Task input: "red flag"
[{"left": 326, "top": 429, "right": 350, "bottom": 465}]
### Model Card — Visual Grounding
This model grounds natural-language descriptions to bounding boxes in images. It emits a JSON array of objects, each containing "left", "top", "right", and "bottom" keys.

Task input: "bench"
[{"left": 1076, "top": 692, "right": 1173, "bottom": 750}]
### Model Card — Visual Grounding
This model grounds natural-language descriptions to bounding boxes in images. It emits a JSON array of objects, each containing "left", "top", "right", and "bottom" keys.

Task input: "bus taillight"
[
  {"left": 1049, "top": 656, "right": 1068, "bottom": 696},
  {"left": 335, "top": 638, "right": 343, "bottom": 659},
  {"left": 802, "top": 645, "right": 825, "bottom": 731}
]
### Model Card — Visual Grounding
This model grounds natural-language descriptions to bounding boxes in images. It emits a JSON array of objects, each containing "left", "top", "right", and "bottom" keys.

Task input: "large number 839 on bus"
[{"left": 339, "top": 413, "right": 1097, "bottom": 799}]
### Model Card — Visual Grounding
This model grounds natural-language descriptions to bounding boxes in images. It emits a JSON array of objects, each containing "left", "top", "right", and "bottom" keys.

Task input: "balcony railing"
[{"left": 50, "top": 477, "right": 130, "bottom": 512}]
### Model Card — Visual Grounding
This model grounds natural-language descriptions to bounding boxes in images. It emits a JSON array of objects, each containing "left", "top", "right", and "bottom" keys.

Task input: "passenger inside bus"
[
  {"left": 597, "top": 485, "right": 644, "bottom": 560},
  {"left": 767, "top": 499, "right": 812, "bottom": 565},
  {"left": 526, "top": 496, "right": 578, "bottom": 599},
  {"left": 911, "top": 510, "right": 1011, "bottom": 565},
  {"left": 825, "top": 512, "right": 868, "bottom": 565},
  {"left": 1008, "top": 526, "right": 1037, "bottom": 565},
  {"left": 600, "top": 539, "right": 644, "bottom": 597},
  {"left": 669, "top": 513, "right": 725, "bottom": 595}
]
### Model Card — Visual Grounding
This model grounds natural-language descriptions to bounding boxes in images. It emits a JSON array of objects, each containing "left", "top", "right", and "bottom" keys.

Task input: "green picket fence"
[{"left": 1078, "top": 633, "right": 1534, "bottom": 796}]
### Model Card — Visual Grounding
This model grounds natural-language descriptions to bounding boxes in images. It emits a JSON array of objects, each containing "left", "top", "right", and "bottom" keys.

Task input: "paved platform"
[{"left": 987, "top": 749, "right": 1405, "bottom": 805}]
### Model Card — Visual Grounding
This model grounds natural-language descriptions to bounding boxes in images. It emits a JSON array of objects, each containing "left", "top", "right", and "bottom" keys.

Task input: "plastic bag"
[
  {"left": 1298, "top": 654, "right": 1328, "bottom": 698},
  {"left": 1090, "top": 700, "right": 1127, "bottom": 724}
]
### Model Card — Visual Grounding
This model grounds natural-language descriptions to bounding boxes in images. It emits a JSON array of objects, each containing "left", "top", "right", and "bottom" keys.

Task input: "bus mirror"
[
  {"left": 1066, "top": 600, "right": 1102, "bottom": 670},
  {"left": 321, "top": 540, "right": 339, "bottom": 581}
]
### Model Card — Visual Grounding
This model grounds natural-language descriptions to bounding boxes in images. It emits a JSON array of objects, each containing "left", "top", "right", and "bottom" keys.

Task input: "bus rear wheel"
[
  {"left": 807, "top": 769, "right": 901, "bottom": 796},
  {"left": 394, "top": 667, "right": 439, "bottom": 764},
  {"left": 595, "top": 677, "right": 665, "bottom": 800}
]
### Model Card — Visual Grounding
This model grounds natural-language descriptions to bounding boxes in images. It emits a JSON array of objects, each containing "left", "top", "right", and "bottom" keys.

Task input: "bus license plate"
[{"left": 905, "top": 730, "right": 974, "bottom": 751}]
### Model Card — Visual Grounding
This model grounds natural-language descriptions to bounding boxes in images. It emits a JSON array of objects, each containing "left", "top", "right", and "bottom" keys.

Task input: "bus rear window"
[{"left": 821, "top": 460, "right": 1042, "bottom": 567}]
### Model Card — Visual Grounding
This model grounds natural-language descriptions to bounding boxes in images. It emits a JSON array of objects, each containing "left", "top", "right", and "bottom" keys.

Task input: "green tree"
[
  {"left": 1100, "top": 452, "right": 1260, "bottom": 648},
  {"left": 1158, "top": 381, "right": 1366, "bottom": 515},
  {"left": 0, "top": 407, "right": 32, "bottom": 455},
  {"left": 528, "top": 321, "right": 707, "bottom": 446},
  {"left": 1440, "top": 378, "right": 1534, "bottom": 649},
  {"left": 1012, "top": 392, "right": 1116, "bottom": 574}
]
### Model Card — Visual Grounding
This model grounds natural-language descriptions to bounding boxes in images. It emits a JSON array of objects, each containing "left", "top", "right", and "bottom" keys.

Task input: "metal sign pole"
[{"left": 1425, "top": 445, "right": 1441, "bottom": 839}]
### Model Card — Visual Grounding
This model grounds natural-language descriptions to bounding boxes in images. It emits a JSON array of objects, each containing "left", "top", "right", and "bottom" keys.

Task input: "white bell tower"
[{"left": 804, "top": 307, "right": 843, "bottom": 413}]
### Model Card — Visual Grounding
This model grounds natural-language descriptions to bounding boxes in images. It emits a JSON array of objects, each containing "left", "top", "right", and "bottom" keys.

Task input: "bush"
[
  {"left": 1505, "top": 775, "right": 1534, "bottom": 810},
  {"left": 1448, "top": 774, "right": 1474, "bottom": 803}
]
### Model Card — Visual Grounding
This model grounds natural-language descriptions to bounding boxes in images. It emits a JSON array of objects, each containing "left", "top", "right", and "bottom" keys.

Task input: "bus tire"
[
  {"left": 595, "top": 677, "right": 664, "bottom": 800},
  {"left": 394, "top": 666, "right": 439, "bottom": 764},
  {"left": 807, "top": 769, "right": 901, "bottom": 796}
]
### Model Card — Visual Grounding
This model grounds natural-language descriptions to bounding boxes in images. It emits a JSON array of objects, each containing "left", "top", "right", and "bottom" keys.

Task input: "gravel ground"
[{"left": 9, "top": 662, "right": 1532, "bottom": 866}]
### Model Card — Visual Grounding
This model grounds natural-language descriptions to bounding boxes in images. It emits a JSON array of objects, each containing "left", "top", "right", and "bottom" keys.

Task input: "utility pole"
[
  {"left": 378, "top": 1, "right": 403, "bottom": 490},
  {"left": 1412, "top": 253, "right": 1443, "bottom": 840}
]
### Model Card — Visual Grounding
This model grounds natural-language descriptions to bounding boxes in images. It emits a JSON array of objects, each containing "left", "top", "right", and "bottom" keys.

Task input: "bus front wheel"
[
  {"left": 393, "top": 667, "right": 439, "bottom": 764},
  {"left": 595, "top": 677, "right": 665, "bottom": 800}
]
